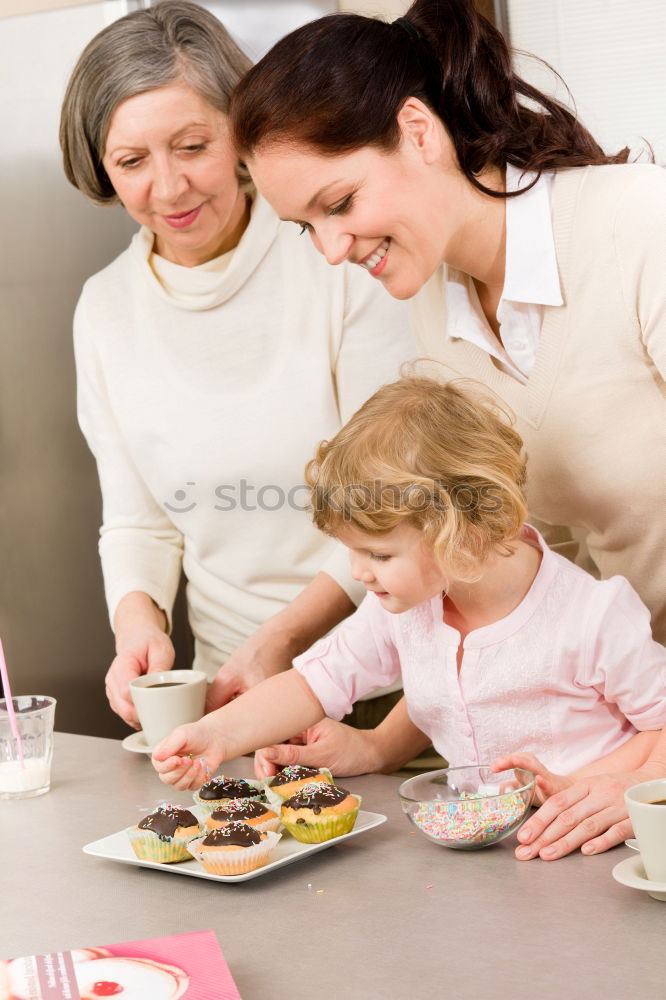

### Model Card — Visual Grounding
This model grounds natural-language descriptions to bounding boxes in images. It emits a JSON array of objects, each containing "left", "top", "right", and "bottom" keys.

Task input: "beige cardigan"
[{"left": 410, "top": 164, "right": 666, "bottom": 641}]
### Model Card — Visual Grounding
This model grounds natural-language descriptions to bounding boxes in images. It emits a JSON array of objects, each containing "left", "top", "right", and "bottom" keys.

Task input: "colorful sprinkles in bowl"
[{"left": 411, "top": 790, "right": 528, "bottom": 845}]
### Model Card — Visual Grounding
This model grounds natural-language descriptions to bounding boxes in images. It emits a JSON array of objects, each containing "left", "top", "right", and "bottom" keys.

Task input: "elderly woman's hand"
[
  {"left": 493, "top": 748, "right": 666, "bottom": 860},
  {"left": 105, "top": 628, "right": 175, "bottom": 728},
  {"left": 491, "top": 751, "right": 635, "bottom": 860},
  {"left": 205, "top": 627, "right": 295, "bottom": 712},
  {"left": 107, "top": 592, "right": 174, "bottom": 727},
  {"left": 253, "top": 718, "right": 383, "bottom": 780},
  {"left": 512, "top": 772, "right": 644, "bottom": 860}
]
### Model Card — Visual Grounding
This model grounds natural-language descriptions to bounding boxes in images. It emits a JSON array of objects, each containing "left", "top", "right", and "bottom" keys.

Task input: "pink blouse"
[{"left": 294, "top": 527, "right": 666, "bottom": 773}]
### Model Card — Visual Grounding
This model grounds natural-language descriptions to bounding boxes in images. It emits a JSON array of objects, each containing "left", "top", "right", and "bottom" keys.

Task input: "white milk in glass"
[{"left": 0, "top": 758, "right": 51, "bottom": 794}]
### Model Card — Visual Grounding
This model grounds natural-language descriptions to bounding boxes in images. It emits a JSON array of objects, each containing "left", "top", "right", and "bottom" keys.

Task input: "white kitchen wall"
[
  {"left": 201, "top": 1, "right": 335, "bottom": 60},
  {"left": 0, "top": 1, "right": 138, "bottom": 735},
  {"left": 507, "top": 0, "right": 666, "bottom": 163}
]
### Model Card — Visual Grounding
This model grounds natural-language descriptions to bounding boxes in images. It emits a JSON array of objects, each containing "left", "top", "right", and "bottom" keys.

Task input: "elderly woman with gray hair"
[{"left": 59, "top": 0, "right": 414, "bottom": 735}]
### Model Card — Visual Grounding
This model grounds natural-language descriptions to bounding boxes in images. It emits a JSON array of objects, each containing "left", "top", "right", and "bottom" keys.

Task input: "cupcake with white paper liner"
[
  {"left": 280, "top": 782, "right": 361, "bottom": 843},
  {"left": 188, "top": 820, "right": 281, "bottom": 875},
  {"left": 264, "top": 765, "right": 334, "bottom": 811},
  {"left": 126, "top": 803, "right": 201, "bottom": 863},
  {"left": 204, "top": 797, "right": 280, "bottom": 834},
  {"left": 192, "top": 775, "right": 266, "bottom": 816}
]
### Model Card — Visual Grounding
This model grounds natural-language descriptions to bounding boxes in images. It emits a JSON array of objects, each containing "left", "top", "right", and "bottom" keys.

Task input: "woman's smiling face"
[
  {"left": 247, "top": 100, "right": 456, "bottom": 300},
  {"left": 103, "top": 81, "right": 249, "bottom": 266}
]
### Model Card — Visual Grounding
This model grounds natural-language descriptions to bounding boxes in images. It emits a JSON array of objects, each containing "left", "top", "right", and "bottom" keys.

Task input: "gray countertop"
[{"left": 3, "top": 733, "right": 663, "bottom": 999}]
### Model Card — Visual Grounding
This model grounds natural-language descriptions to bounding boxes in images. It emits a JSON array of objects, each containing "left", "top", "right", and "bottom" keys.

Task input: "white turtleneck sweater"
[{"left": 74, "top": 195, "right": 415, "bottom": 678}]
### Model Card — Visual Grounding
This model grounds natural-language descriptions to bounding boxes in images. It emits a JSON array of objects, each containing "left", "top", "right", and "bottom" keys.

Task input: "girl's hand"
[
  {"left": 253, "top": 718, "right": 381, "bottom": 780},
  {"left": 151, "top": 719, "right": 223, "bottom": 790},
  {"left": 490, "top": 751, "right": 573, "bottom": 806}
]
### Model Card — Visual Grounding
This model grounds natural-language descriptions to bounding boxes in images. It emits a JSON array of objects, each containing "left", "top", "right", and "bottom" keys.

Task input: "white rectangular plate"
[{"left": 83, "top": 810, "right": 387, "bottom": 883}]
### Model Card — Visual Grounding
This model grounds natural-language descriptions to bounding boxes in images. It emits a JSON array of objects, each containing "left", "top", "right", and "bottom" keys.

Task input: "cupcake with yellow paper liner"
[
  {"left": 126, "top": 804, "right": 201, "bottom": 863},
  {"left": 280, "top": 782, "right": 361, "bottom": 844},
  {"left": 265, "top": 765, "right": 333, "bottom": 808},
  {"left": 188, "top": 821, "right": 281, "bottom": 875},
  {"left": 193, "top": 775, "right": 266, "bottom": 817}
]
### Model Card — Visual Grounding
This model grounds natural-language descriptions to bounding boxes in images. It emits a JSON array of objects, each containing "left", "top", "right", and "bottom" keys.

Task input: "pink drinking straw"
[{"left": 0, "top": 638, "right": 25, "bottom": 768}]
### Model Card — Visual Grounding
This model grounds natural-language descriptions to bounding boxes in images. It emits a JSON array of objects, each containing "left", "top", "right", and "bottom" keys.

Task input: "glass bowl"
[{"left": 399, "top": 765, "right": 536, "bottom": 850}]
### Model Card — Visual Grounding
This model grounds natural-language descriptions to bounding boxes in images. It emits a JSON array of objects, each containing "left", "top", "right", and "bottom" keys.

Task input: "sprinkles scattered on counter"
[{"left": 411, "top": 790, "right": 527, "bottom": 845}]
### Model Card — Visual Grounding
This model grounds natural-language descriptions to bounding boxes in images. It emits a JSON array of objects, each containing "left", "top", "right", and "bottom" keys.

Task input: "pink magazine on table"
[{"left": 0, "top": 930, "right": 241, "bottom": 1000}]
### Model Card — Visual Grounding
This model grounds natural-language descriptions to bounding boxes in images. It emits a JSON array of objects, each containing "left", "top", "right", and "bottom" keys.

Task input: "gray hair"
[{"left": 60, "top": 0, "right": 252, "bottom": 204}]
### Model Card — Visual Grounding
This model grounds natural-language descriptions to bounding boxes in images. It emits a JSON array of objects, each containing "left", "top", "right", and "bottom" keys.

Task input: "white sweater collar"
[{"left": 130, "top": 194, "right": 281, "bottom": 311}]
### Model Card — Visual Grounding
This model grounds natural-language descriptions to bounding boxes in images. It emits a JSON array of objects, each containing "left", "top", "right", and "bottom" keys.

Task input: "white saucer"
[
  {"left": 612, "top": 853, "right": 666, "bottom": 901},
  {"left": 624, "top": 838, "right": 639, "bottom": 851},
  {"left": 121, "top": 731, "right": 156, "bottom": 755}
]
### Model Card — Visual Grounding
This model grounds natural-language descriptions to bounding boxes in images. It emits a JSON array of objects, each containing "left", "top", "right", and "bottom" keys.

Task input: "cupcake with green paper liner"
[
  {"left": 192, "top": 775, "right": 266, "bottom": 816},
  {"left": 205, "top": 797, "right": 280, "bottom": 834},
  {"left": 126, "top": 803, "right": 201, "bottom": 863},
  {"left": 280, "top": 782, "right": 361, "bottom": 844},
  {"left": 188, "top": 821, "right": 282, "bottom": 876},
  {"left": 264, "top": 765, "right": 333, "bottom": 809}
]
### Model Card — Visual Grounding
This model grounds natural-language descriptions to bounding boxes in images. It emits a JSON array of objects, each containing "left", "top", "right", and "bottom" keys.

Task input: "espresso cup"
[
  {"left": 129, "top": 670, "right": 207, "bottom": 747},
  {"left": 625, "top": 778, "right": 666, "bottom": 885}
]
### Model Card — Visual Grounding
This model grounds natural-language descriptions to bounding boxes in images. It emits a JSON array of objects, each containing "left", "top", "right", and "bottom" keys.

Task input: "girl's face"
[
  {"left": 103, "top": 81, "right": 249, "bottom": 267},
  {"left": 247, "top": 100, "right": 464, "bottom": 300},
  {"left": 337, "top": 521, "right": 447, "bottom": 614}
]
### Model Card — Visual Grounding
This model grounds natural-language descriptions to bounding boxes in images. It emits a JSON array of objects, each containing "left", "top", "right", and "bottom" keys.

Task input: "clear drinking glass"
[{"left": 0, "top": 696, "right": 56, "bottom": 799}]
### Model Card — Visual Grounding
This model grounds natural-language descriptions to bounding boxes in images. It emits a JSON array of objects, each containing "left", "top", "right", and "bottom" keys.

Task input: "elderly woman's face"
[{"left": 103, "top": 81, "right": 248, "bottom": 266}]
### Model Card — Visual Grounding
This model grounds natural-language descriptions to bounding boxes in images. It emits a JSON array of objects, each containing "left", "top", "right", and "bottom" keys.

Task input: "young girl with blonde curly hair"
[{"left": 153, "top": 377, "right": 666, "bottom": 849}]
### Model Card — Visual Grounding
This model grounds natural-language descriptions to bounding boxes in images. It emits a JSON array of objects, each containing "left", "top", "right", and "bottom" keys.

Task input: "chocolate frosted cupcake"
[
  {"left": 281, "top": 782, "right": 361, "bottom": 843},
  {"left": 126, "top": 804, "right": 201, "bottom": 863},
  {"left": 189, "top": 820, "right": 281, "bottom": 875},
  {"left": 193, "top": 775, "right": 266, "bottom": 816},
  {"left": 205, "top": 797, "right": 280, "bottom": 834},
  {"left": 266, "top": 765, "right": 333, "bottom": 803}
]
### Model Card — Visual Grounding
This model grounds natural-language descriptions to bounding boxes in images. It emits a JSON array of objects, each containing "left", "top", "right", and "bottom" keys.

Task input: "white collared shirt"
[{"left": 446, "top": 165, "right": 563, "bottom": 382}]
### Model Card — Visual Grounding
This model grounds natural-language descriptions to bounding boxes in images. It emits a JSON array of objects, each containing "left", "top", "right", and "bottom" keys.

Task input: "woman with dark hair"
[
  {"left": 229, "top": 0, "right": 666, "bottom": 859},
  {"left": 60, "top": 2, "right": 414, "bottom": 734}
]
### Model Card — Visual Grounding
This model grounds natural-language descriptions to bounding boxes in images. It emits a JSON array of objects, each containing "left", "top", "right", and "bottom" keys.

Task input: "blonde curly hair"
[{"left": 306, "top": 376, "right": 528, "bottom": 581}]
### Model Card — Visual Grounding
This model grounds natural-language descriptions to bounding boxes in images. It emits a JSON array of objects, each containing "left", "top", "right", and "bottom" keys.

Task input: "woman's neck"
[
  {"left": 443, "top": 537, "right": 542, "bottom": 638},
  {"left": 438, "top": 165, "right": 507, "bottom": 327},
  {"left": 154, "top": 192, "right": 251, "bottom": 267}
]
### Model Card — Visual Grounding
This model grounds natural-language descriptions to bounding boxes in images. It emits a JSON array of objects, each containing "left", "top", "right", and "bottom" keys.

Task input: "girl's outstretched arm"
[
  {"left": 204, "top": 572, "right": 356, "bottom": 711},
  {"left": 254, "top": 696, "right": 431, "bottom": 779},
  {"left": 151, "top": 670, "right": 325, "bottom": 790}
]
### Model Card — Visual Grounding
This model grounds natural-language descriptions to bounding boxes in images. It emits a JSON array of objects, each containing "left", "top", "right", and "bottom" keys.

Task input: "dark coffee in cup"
[
  {"left": 648, "top": 798, "right": 666, "bottom": 806},
  {"left": 129, "top": 670, "right": 207, "bottom": 745}
]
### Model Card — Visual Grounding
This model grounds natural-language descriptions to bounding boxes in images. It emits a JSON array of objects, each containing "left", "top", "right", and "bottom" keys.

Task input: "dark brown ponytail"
[{"left": 231, "top": 0, "right": 629, "bottom": 199}]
